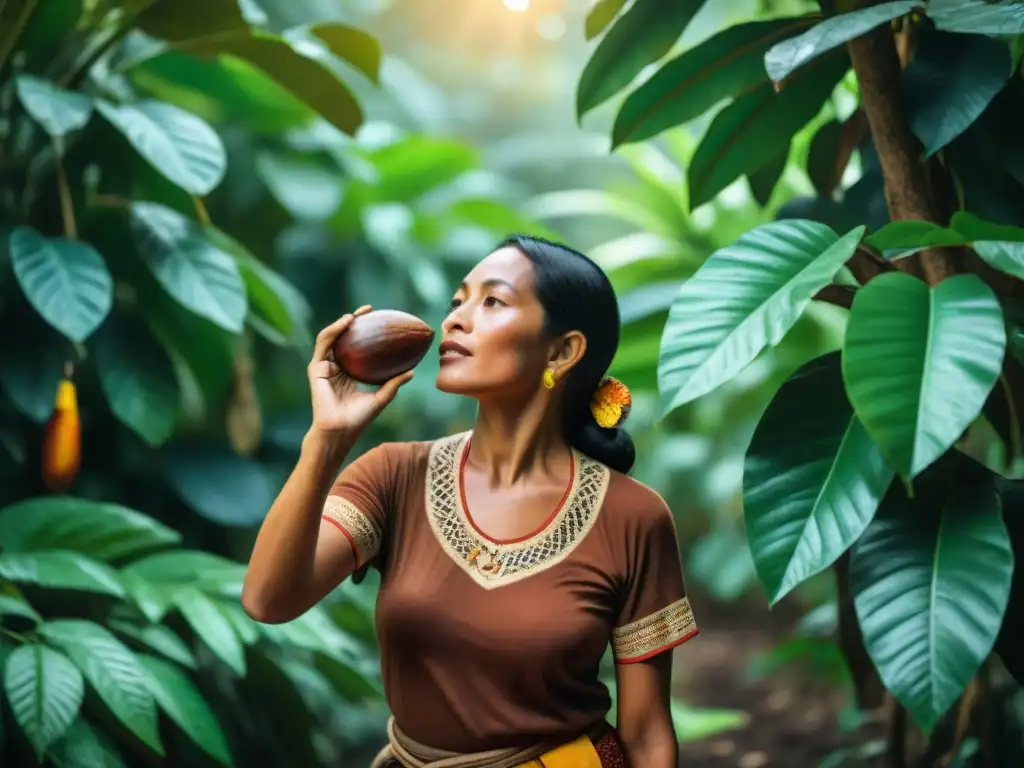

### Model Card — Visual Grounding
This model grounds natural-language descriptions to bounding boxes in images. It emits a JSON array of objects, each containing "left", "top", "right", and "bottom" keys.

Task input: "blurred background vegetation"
[{"left": 2, "top": 0, "right": 1022, "bottom": 766}]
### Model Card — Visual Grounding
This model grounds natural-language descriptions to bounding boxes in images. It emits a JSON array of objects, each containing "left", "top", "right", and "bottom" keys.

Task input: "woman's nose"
[{"left": 442, "top": 304, "right": 470, "bottom": 334}]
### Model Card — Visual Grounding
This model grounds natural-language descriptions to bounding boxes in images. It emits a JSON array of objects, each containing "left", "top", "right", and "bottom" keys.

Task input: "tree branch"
[
  {"left": 844, "top": 12, "right": 958, "bottom": 285},
  {"left": 814, "top": 284, "right": 857, "bottom": 309}
]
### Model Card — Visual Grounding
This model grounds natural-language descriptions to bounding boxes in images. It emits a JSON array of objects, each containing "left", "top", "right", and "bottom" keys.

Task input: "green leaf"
[
  {"left": 577, "top": 0, "right": 707, "bottom": 118},
  {"left": 744, "top": 352, "right": 893, "bottom": 604},
  {"left": 746, "top": 152, "right": 788, "bottom": 207},
  {"left": 928, "top": 0, "right": 1024, "bottom": 36},
  {"left": 852, "top": 475, "right": 1013, "bottom": 732},
  {"left": 842, "top": 273, "right": 1006, "bottom": 480},
  {"left": 688, "top": 50, "right": 849, "bottom": 209},
  {"left": 903, "top": 32, "right": 1012, "bottom": 157},
  {"left": 4, "top": 644, "right": 84, "bottom": 758},
  {"left": 0, "top": 593, "right": 41, "bottom": 623},
  {"left": 92, "top": 311, "right": 180, "bottom": 447},
  {"left": 135, "top": 0, "right": 247, "bottom": 39},
  {"left": 950, "top": 212, "right": 1024, "bottom": 243},
  {"left": 973, "top": 240, "right": 1024, "bottom": 282},
  {"left": 307, "top": 22, "right": 381, "bottom": 83},
  {"left": 585, "top": 0, "right": 627, "bottom": 40},
  {"left": 864, "top": 220, "right": 968, "bottom": 252},
  {"left": 40, "top": 620, "right": 162, "bottom": 753},
  {"left": 764, "top": 1, "right": 916, "bottom": 83},
  {"left": 806, "top": 119, "right": 844, "bottom": 197},
  {"left": 109, "top": 620, "right": 197, "bottom": 669},
  {"left": 185, "top": 31, "right": 365, "bottom": 136},
  {"left": 48, "top": 718, "right": 127, "bottom": 768},
  {"left": 255, "top": 151, "right": 344, "bottom": 221},
  {"left": 8, "top": 228, "right": 113, "bottom": 343},
  {"left": 204, "top": 227, "right": 309, "bottom": 342},
  {"left": 122, "top": 550, "right": 245, "bottom": 586},
  {"left": 139, "top": 654, "right": 233, "bottom": 766},
  {"left": 96, "top": 100, "right": 226, "bottom": 195},
  {"left": 368, "top": 136, "right": 478, "bottom": 203},
  {"left": 0, "top": 322, "right": 70, "bottom": 422},
  {"left": 658, "top": 221, "right": 865, "bottom": 413},
  {"left": 0, "top": 551, "right": 125, "bottom": 596},
  {"left": 0, "top": 496, "right": 180, "bottom": 561},
  {"left": 130, "top": 202, "right": 247, "bottom": 332},
  {"left": 612, "top": 17, "right": 816, "bottom": 147},
  {"left": 162, "top": 444, "right": 275, "bottom": 527},
  {"left": 173, "top": 588, "right": 246, "bottom": 675},
  {"left": 130, "top": 49, "right": 313, "bottom": 134},
  {"left": 15, "top": 75, "right": 92, "bottom": 137}
]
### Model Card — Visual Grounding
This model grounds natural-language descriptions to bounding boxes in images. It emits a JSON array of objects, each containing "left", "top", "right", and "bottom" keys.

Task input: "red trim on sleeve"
[
  {"left": 321, "top": 514, "right": 363, "bottom": 570},
  {"left": 614, "top": 627, "right": 699, "bottom": 665}
]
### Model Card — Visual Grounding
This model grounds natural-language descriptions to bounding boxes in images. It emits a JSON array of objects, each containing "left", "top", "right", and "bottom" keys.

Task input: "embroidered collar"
[{"left": 425, "top": 432, "right": 610, "bottom": 590}]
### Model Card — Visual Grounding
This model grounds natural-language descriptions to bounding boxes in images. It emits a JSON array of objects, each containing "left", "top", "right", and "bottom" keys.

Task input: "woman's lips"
[{"left": 439, "top": 340, "right": 471, "bottom": 363}]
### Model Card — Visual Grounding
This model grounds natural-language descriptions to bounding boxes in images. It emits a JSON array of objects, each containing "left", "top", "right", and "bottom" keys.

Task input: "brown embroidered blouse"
[{"left": 322, "top": 432, "right": 698, "bottom": 752}]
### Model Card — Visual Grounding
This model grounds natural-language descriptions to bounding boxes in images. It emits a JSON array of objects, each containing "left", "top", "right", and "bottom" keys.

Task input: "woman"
[{"left": 242, "top": 235, "right": 699, "bottom": 767}]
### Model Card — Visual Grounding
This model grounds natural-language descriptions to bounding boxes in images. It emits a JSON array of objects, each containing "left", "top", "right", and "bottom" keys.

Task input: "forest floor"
[{"left": 672, "top": 600, "right": 885, "bottom": 768}]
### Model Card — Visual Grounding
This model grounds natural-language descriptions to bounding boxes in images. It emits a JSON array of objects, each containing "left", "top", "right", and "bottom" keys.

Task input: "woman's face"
[{"left": 435, "top": 247, "right": 552, "bottom": 400}]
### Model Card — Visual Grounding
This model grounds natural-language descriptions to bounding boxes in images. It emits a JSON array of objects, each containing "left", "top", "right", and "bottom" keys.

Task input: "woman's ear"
[{"left": 549, "top": 331, "right": 587, "bottom": 375}]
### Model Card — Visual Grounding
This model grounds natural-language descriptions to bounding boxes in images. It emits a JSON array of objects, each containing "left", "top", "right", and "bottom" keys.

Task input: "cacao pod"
[{"left": 333, "top": 309, "right": 435, "bottom": 384}]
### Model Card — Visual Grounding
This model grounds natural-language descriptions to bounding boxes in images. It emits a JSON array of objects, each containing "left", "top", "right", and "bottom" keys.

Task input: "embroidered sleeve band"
[
  {"left": 321, "top": 496, "right": 382, "bottom": 567},
  {"left": 612, "top": 597, "right": 698, "bottom": 663}
]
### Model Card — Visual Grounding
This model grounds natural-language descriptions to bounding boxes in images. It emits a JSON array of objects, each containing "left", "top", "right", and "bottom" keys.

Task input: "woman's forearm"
[
  {"left": 622, "top": 735, "right": 677, "bottom": 768},
  {"left": 241, "top": 427, "right": 358, "bottom": 623}
]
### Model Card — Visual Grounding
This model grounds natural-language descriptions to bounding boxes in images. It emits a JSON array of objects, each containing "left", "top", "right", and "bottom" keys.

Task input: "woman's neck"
[{"left": 468, "top": 397, "right": 570, "bottom": 486}]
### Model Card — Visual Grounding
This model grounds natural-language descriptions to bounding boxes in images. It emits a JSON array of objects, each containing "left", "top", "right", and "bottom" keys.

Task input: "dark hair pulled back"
[{"left": 497, "top": 234, "right": 635, "bottom": 474}]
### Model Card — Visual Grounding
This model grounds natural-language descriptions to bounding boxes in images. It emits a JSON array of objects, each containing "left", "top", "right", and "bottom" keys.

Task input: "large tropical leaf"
[
  {"left": 688, "top": 50, "right": 848, "bottom": 209},
  {"left": 0, "top": 594, "right": 41, "bottom": 623},
  {"left": 109, "top": 621, "right": 197, "bottom": 670},
  {"left": 91, "top": 311, "right": 181, "bottom": 447},
  {"left": 576, "top": 0, "right": 706, "bottom": 118},
  {"left": 744, "top": 352, "right": 893, "bottom": 604},
  {"left": 0, "top": 551, "right": 125, "bottom": 596},
  {"left": 130, "top": 202, "right": 247, "bottom": 332},
  {"left": 173, "top": 588, "right": 246, "bottom": 675},
  {"left": 96, "top": 100, "right": 226, "bottom": 195},
  {"left": 903, "top": 32, "right": 1012, "bottom": 157},
  {"left": 585, "top": 0, "right": 627, "bottom": 40},
  {"left": 746, "top": 152, "right": 788, "bottom": 207},
  {"left": 763, "top": 1, "right": 916, "bottom": 83},
  {"left": 8, "top": 228, "right": 112, "bottom": 343},
  {"left": 658, "top": 221, "right": 865, "bottom": 413},
  {"left": 3, "top": 644, "right": 84, "bottom": 759},
  {"left": 136, "top": 2, "right": 369, "bottom": 135},
  {"left": 40, "top": 621, "right": 162, "bottom": 754},
  {"left": 162, "top": 443, "right": 275, "bottom": 526},
  {"left": 842, "top": 273, "right": 1005, "bottom": 480},
  {"left": 0, "top": 497, "right": 180, "bottom": 561},
  {"left": 304, "top": 22, "right": 382, "bottom": 83},
  {"left": 928, "top": 0, "right": 1024, "bottom": 35},
  {"left": 47, "top": 718, "right": 127, "bottom": 768},
  {"left": 612, "top": 16, "right": 816, "bottom": 147},
  {"left": 852, "top": 474, "right": 1013, "bottom": 732},
  {"left": 15, "top": 75, "right": 93, "bottom": 138},
  {"left": 139, "top": 654, "right": 233, "bottom": 766},
  {"left": 973, "top": 239, "right": 1024, "bottom": 281}
]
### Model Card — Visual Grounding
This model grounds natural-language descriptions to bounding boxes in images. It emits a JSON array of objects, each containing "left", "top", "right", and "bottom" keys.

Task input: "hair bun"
[{"left": 590, "top": 376, "right": 632, "bottom": 429}]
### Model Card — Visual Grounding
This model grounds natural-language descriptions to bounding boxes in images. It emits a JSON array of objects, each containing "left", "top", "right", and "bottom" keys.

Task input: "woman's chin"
[{"left": 434, "top": 370, "right": 474, "bottom": 395}]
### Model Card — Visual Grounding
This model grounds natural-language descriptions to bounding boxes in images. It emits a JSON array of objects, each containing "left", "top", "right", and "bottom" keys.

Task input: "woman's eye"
[
  {"left": 483, "top": 296, "right": 503, "bottom": 307},
  {"left": 448, "top": 299, "right": 462, "bottom": 311}
]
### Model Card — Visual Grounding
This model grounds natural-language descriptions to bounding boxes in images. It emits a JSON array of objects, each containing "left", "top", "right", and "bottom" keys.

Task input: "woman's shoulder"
[
  {"left": 599, "top": 466, "right": 674, "bottom": 531},
  {"left": 363, "top": 431, "right": 467, "bottom": 469}
]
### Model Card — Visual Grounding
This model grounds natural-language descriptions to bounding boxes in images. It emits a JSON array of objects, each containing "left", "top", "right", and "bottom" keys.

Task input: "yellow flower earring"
[{"left": 542, "top": 368, "right": 556, "bottom": 389}]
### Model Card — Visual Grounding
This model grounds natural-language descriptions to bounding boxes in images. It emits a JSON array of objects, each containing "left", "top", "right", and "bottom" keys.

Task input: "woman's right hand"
[{"left": 307, "top": 306, "right": 415, "bottom": 437}]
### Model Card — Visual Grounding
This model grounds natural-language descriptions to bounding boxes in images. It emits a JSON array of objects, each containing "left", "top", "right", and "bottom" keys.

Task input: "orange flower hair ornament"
[{"left": 590, "top": 376, "right": 632, "bottom": 429}]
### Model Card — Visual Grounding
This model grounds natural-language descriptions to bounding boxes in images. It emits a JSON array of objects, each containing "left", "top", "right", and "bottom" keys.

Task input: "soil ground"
[{"left": 673, "top": 598, "right": 884, "bottom": 768}]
